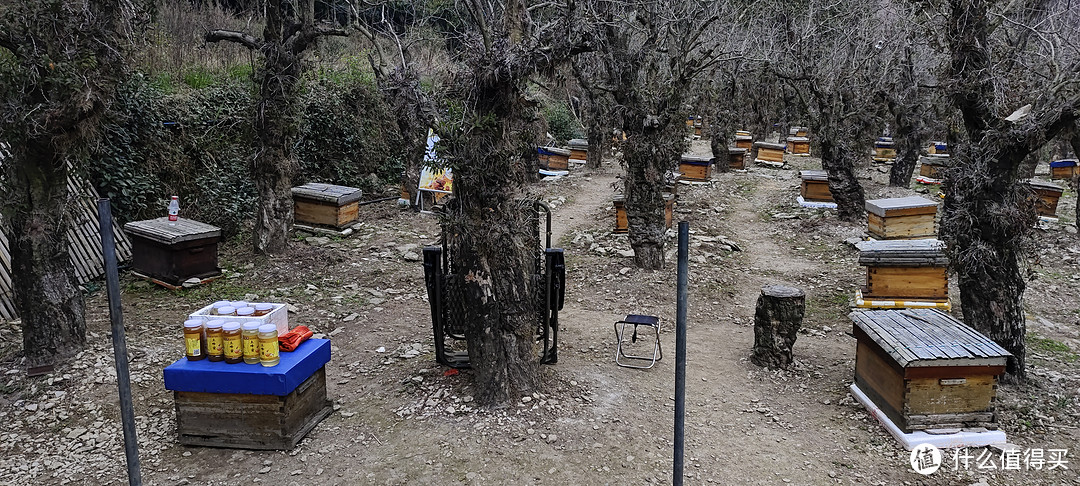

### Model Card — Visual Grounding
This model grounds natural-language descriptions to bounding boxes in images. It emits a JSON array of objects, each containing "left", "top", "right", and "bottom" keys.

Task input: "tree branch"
[
  {"left": 204, "top": 29, "right": 261, "bottom": 49},
  {"left": 288, "top": 24, "right": 348, "bottom": 55}
]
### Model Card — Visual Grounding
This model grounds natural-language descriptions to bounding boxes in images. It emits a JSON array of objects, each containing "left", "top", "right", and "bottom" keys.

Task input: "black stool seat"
[{"left": 614, "top": 314, "right": 662, "bottom": 369}]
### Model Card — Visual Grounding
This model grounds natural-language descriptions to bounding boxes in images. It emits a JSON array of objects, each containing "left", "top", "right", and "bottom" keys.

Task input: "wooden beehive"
[
  {"left": 754, "top": 141, "right": 786, "bottom": 164},
  {"left": 537, "top": 146, "right": 571, "bottom": 170},
  {"left": 679, "top": 155, "right": 713, "bottom": 181},
  {"left": 786, "top": 136, "right": 811, "bottom": 155},
  {"left": 734, "top": 132, "right": 753, "bottom": 150},
  {"left": 865, "top": 196, "right": 939, "bottom": 240},
  {"left": 567, "top": 139, "right": 589, "bottom": 162},
  {"left": 727, "top": 148, "right": 747, "bottom": 170},
  {"left": 1023, "top": 179, "right": 1063, "bottom": 217},
  {"left": 856, "top": 239, "right": 948, "bottom": 302},
  {"left": 789, "top": 126, "right": 809, "bottom": 137},
  {"left": 919, "top": 154, "right": 948, "bottom": 179},
  {"left": 850, "top": 309, "right": 1010, "bottom": 433},
  {"left": 1050, "top": 159, "right": 1078, "bottom": 180},
  {"left": 873, "top": 137, "right": 896, "bottom": 161},
  {"left": 292, "top": 183, "right": 363, "bottom": 229},
  {"left": 799, "top": 170, "right": 832, "bottom": 202},
  {"left": 124, "top": 218, "right": 221, "bottom": 287},
  {"left": 613, "top": 196, "right": 628, "bottom": 233},
  {"left": 927, "top": 141, "right": 948, "bottom": 155}
]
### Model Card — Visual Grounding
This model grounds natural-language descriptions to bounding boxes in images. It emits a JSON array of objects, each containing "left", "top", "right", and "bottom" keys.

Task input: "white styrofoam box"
[
  {"left": 850, "top": 383, "right": 1006, "bottom": 450},
  {"left": 188, "top": 303, "right": 289, "bottom": 335}
]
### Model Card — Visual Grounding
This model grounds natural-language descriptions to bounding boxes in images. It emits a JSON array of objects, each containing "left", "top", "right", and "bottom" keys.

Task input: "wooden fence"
[{"left": 0, "top": 162, "right": 131, "bottom": 320}]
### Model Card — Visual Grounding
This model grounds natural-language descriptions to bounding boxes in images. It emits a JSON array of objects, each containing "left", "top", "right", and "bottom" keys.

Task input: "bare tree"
[
  {"left": 205, "top": 0, "right": 347, "bottom": 253},
  {"left": 350, "top": 1, "right": 437, "bottom": 207},
  {"left": 939, "top": 0, "right": 1080, "bottom": 379},
  {"left": 580, "top": 0, "right": 740, "bottom": 269},
  {"left": 435, "top": 0, "right": 589, "bottom": 405},
  {"left": 0, "top": 0, "right": 143, "bottom": 373}
]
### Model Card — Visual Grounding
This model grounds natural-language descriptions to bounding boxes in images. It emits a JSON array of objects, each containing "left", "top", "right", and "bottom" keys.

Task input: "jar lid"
[
  {"left": 258, "top": 324, "right": 277, "bottom": 333},
  {"left": 222, "top": 322, "right": 241, "bottom": 331},
  {"left": 254, "top": 303, "right": 274, "bottom": 311},
  {"left": 242, "top": 322, "right": 261, "bottom": 330},
  {"left": 211, "top": 300, "right": 231, "bottom": 307},
  {"left": 183, "top": 320, "right": 203, "bottom": 329},
  {"left": 205, "top": 319, "right": 225, "bottom": 329},
  {"left": 230, "top": 301, "right": 249, "bottom": 309},
  {"left": 236, "top": 307, "right": 255, "bottom": 316},
  {"left": 217, "top": 306, "right": 236, "bottom": 315}
]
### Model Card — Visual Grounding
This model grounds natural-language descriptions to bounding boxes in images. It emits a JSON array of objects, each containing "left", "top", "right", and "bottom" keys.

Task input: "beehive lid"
[
  {"left": 681, "top": 154, "right": 712, "bottom": 164},
  {"left": 850, "top": 309, "right": 1010, "bottom": 368},
  {"left": 1023, "top": 179, "right": 1064, "bottom": 193},
  {"left": 735, "top": 134, "right": 753, "bottom": 140},
  {"left": 877, "top": 136, "right": 894, "bottom": 143},
  {"left": 124, "top": 218, "right": 221, "bottom": 245},
  {"left": 787, "top": 136, "right": 810, "bottom": 142},
  {"left": 538, "top": 146, "right": 571, "bottom": 156},
  {"left": 865, "top": 196, "right": 939, "bottom": 217},
  {"left": 874, "top": 139, "right": 894, "bottom": 147},
  {"left": 291, "top": 183, "right": 363, "bottom": 205},
  {"left": 855, "top": 238, "right": 948, "bottom": 266},
  {"left": 567, "top": 139, "right": 588, "bottom": 149},
  {"left": 735, "top": 130, "right": 751, "bottom": 136},
  {"left": 728, "top": 147, "right": 748, "bottom": 154},
  {"left": 755, "top": 141, "right": 786, "bottom": 150},
  {"left": 1049, "top": 159, "right": 1077, "bottom": 168},
  {"left": 920, "top": 154, "right": 949, "bottom": 166},
  {"left": 789, "top": 126, "right": 808, "bottom": 135},
  {"left": 799, "top": 170, "right": 828, "bottom": 181}
]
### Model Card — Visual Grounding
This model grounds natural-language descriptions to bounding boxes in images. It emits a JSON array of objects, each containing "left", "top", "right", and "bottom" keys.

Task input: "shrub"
[{"left": 542, "top": 102, "right": 580, "bottom": 143}]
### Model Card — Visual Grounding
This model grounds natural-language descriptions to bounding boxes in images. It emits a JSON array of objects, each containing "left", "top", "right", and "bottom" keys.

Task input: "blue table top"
[{"left": 164, "top": 339, "right": 331, "bottom": 396}]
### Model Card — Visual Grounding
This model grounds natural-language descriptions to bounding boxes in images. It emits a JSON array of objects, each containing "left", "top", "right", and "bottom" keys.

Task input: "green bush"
[{"left": 542, "top": 102, "right": 580, "bottom": 143}]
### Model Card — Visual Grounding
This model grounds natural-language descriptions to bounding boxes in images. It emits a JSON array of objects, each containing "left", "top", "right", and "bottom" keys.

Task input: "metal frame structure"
[{"left": 422, "top": 201, "right": 565, "bottom": 369}]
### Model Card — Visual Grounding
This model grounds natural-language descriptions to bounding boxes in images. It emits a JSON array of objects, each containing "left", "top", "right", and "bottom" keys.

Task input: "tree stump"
[{"left": 751, "top": 285, "right": 805, "bottom": 370}]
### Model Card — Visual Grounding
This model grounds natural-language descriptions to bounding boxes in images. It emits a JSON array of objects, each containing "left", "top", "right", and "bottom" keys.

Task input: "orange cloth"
[{"left": 278, "top": 325, "right": 313, "bottom": 352}]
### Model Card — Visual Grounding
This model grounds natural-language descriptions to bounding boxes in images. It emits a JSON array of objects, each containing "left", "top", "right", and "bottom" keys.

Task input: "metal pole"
[
  {"left": 98, "top": 199, "right": 142, "bottom": 486},
  {"left": 674, "top": 220, "right": 689, "bottom": 486}
]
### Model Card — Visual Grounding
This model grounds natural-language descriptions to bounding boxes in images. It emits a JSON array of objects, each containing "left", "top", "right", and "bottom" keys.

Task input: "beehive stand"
[
  {"left": 291, "top": 183, "right": 363, "bottom": 229},
  {"left": 864, "top": 196, "right": 939, "bottom": 240},
  {"left": 124, "top": 218, "right": 222, "bottom": 288},
  {"left": 164, "top": 339, "right": 333, "bottom": 450},
  {"left": 849, "top": 309, "right": 1010, "bottom": 435},
  {"left": 854, "top": 239, "right": 950, "bottom": 309}
]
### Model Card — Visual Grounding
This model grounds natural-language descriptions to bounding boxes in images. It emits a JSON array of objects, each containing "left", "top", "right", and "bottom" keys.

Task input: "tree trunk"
[
  {"left": 586, "top": 120, "right": 605, "bottom": 169},
  {"left": 4, "top": 140, "right": 86, "bottom": 373},
  {"left": 375, "top": 69, "right": 433, "bottom": 208},
  {"left": 751, "top": 285, "right": 804, "bottom": 370},
  {"left": 889, "top": 108, "right": 921, "bottom": 187},
  {"left": 251, "top": 42, "right": 301, "bottom": 254},
  {"left": 818, "top": 138, "right": 866, "bottom": 222},
  {"left": 622, "top": 134, "right": 672, "bottom": 269}
]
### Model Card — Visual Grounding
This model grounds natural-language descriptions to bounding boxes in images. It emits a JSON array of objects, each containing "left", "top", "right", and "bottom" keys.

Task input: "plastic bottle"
[
  {"left": 222, "top": 323, "right": 243, "bottom": 364},
  {"left": 183, "top": 319, "right": 205, "bottom": 361},
  {"left": 168, "top": 196, "right": 179, "bottom": 226},
  {"left": 252, "top": 303, "right": 274, "bottom": 317},
  {"left": 242, "top": 323, "right": 261, "bottom": 364},
  {"left": 258, "top": 324, "right": 279, "bottom": 367},
  {"left": 205, "top": 320, "right": 225, "bottom": 362}
]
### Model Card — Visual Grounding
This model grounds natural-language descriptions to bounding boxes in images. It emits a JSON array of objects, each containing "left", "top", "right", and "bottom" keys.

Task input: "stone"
[
  {"left": 403, "top": 251, "right": 421, "bottom": 262},
  {"left": 1065, "top": 225, "right": 1078, "bottom": 234},
  {"left": 617, "top": 249, "right": 635, "bottom": 258},
  {"left": 66, "top": 427, "right": 87, "bottom": 440},
  {"left": 258, "top": 467, "right": 271, "bottom": 474},
  {"left": 182, "top": 277, "right": 202, "bottom": 288},
  {"left": 342, "top": 313, "right": 359, "bottom": 322},
  {"left": 306, "top": 236, "right": 331, "bottom": 246}
]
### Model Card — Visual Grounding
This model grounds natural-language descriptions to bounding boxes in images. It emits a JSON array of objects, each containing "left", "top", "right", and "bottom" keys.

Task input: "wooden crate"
[
  {"left": 856, "top": 239, "right": 948, "bottom": 302},
  {"left": 174, "top": 367, "right": 333, "bottom": 450},
  {"left": 727, "top": 148, "right": 747, "bottom": 170},
  {"left": 567, "top": 139, "right": 589, "bottom": 162},
  {"left": 613, "top": 196, "right": 628, "bottom": 233},
  {"left": 865, "top": 196, "right": 938, "bottom": 240},
  {"left": 1050, "top": 159, "right": 1078, "bottom": 180},
  {"left": 919, "top": 155, "right": 948, "bottom": 179},
  {"left": 873, "top": 137, "right": 896, "bottom": 161},
  {"left": 799, "top": 170, "right": 832, "bottom": 202},
  {"left": 754, "top": 142, "right": 786, "bottom": 163},
  {"left": 1023, "top": 179, "right": 1063, "bottom": 217},
  {"left": 538, "top": 147, "right": 571, "bottom": 170},
  {"left": 124, "top": 218, "right": 221, "bottom": 287},
  {"left": 786, "top": 136, "right": 811, "bottom": 155},
  {"left": 850, "top": 309, "right": 1010, "bottom": 433},
  {"left": 292, "top": 183, "right": 363, "bottom": 229},
  {"left": 679, "top": 155, "right": 713, "bottom": 181}
]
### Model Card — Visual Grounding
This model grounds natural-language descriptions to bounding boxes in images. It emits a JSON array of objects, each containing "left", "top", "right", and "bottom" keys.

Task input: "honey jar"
[
  {"left": 258, "top": 324, "right": 279, "bottom": 367},
  {"left": 252, "top": 303, "right": 274, "bottom": 317},
  {"left": 205, "top": 320, "right": 225, "bottom": 362},
  {"left": 183, "top": 319, "right": 205, "bottom": 361},
  {"left": 242, "top": 322, "right": 261, "bottom": 364},
  {"left": 222, "top": 322, "right": 243, "bottom": 364}
]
